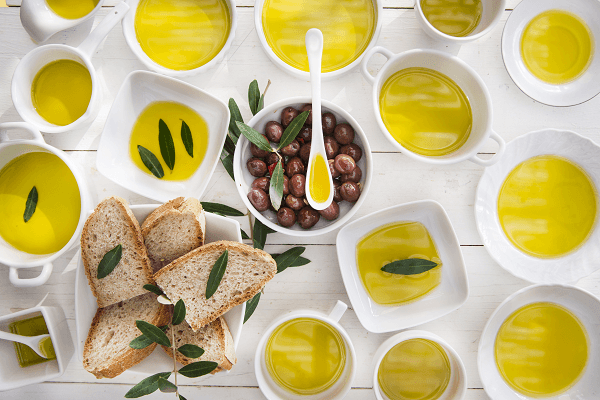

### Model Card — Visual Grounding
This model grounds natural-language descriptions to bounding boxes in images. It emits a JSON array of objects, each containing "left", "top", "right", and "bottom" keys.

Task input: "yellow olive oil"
[
  {"left": 497, "top": 155, "right": 597, "bottom": 258},
  {"left": 421, "top": 0, "right": 483, "bottom": 37},
  {"left": 46, "top": 0, "right": 99, "bottom": 19},
  {"left": 265, "top": 318, "right": 346, "bottom": 395},
  {"left": 262, "top": 0, "right": 376, "bottom": 73},
  {"left": 130, "top": 101, "right": 209, "bottom": 181},
  {"left": 379, "top": 67, "right": 472, "bottom": 157},
  {"left": 495, "top": 302, "right": 588, "bottom": 397},
  {"left": 0, "top": 152, "right": 81, "bottom": 255},
  {"left": 521, "top": 10, "right": 593, "bottom": 84},
  {"left": 31, "top": 59, "right": 92, "bottom": 126},
  {"left": 135, "top": 0, "right": 231, "bottom": 71},
  {"left": 356, "top": 221, "right": 442, "bottom": 306},
  {"left": 378, "top": 339, "right": 451, "bottom": 400},
  {"left": 309, "top": 154, "right": 330, "bottom": 204},
  {"left": 9, "top": 315, "right": 56, "bottom": 368}
]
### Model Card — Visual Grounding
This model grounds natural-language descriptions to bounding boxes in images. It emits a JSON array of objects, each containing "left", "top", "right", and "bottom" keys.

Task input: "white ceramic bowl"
[
  {"left": 372, "top": 330, "right": 467, "bottom": 400},
  {"left": 336, "top": 200, "right": 469, "bottom": 333},
  {"left": 254, "top": 0, "right": 383, "bottom": 80},
  {"left": 0, "top": 306, "right": 73, "bottom": 391},
  {"left": 475, "top": 129, "right": 600, "bottom": 284},
  {"left": 122, "top": 0, "right": 237, "bottom": 78},
  {"left": 96, "top": 70, "right": 229, "bottom": 203},
  {"left": 233, "top": 97, "right": 372, "bottom": 237},
  {"left": 502, "top": 0, "right": 600, "bottom": 106},
  {"left": 74, "top": 204, "right": 245, "bottom": 378},
  {"left": 478, "top": 284, "right": 600, "bottom": 400}
]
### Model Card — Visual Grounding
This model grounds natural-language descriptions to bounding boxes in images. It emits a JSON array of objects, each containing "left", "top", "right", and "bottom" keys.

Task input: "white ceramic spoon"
[
  {"left": 304, "top": 28, "right": 334, "bottom": 211},
  {"left": 0, "top": 330, "right": 51, "bottom": 359}
]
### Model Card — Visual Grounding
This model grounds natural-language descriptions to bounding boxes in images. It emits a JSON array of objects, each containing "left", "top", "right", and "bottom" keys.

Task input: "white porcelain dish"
[
  {"left": 372, "top": 330, "right": 467, "bottom": 400},
  {"left": 253, "top": 0, "right": 383, "bottom": 80},
  {"left": 336, "top": 200, "right": 469, "bottom": 333},
  {"left": 74, "top": 204, "right": 245, "bottom": 378},
  {"left": 122, "top": 0, "right": 237, "bottom": 78},
  {"left": 478, "top": 284, "right": 600, "bottom": 400},
  {"left": 502, "top": 0, "right": 600, "bottom": 106},
  {"left": 475, "top": 129, "right": 600, "bottom": 283},
  {"left": 233, "top": 96, "right": 372, "bottom": 237},
  {"left": 96, "top": 70, "right": 229, "bottom": 203}
]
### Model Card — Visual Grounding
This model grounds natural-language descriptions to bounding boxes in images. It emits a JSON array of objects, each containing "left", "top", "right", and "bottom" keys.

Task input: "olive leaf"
[
  {"left": 177, "top": 344, "right": 205, "bottom": 359},
  {"left": 269, "top": 160, "right": 284, "bottom": 211},
  {"left": 224, "top": 134, "right": 237, "bottom": 155},
  {"left": 271, "top": 255, "right": 311, "bottom": 270},
  {"left": 143, "top": 284, "right": 164, "bottom": 296},
  {"left": 236, "top": 121, "right": 273, "bottom": 153},
  {"left": 228, "top": 98, "right": 243, "bottom": 140},
  {"left": 181, "top": 120, "right": 193, "bottom": 158},
  {"left": 248, "top": 79, "right": 261, "bottom": 116},
  {"left": 178, "top": 361, "right": 219, "bottom": 378},
  {"left": 159, "top": 119, "right": 175, "bottom": 171},
  {"left": 97, "top": 244, "right": 122, "bottom": 279},
  {"left": 157, "top": 377, "right": 177, "bottom": 393},
  {"left": 240, "top": 228, "right": 250, "bottom": 240},
  {"left": 200, "top": 202, "right": 244, "bottom": 216},
  {"left": 221, "top": 151, "right": 235, "bottom": 181},
  {"left": 244, "top": 292, "right": 261, "bottom": 323},
  {"left": 135, "top": 320, "right": 171, "bottom": 347},
  {"left": 23, "top": 186, "right": 38, "bottom": 223},
  {"left": 129, "top": 326, "right": 168, "bottom": 349},
  {"left": 179, "top": 395, "right": 188, "bottom": 400},
  {"left": 381, "top": 259, "right": 439, "bottom": 275},
  {"left": 137, "top": 145, "right": 164, "bottom": 179},
  {"left": 253, "top": 219, "right": 275, "bottom": 250},
  {"left": 278, "top": 110, "right": 310, "bottom": 150},
  {"left": 172, "top": 299, "right": 186, "bottom": 325},
  {"left": 206, "top": 250, "right": 229, "bottom": 299},
  {"left": 274, "top": 247, "right": 307, "bottom": 273},
  {"left": 124, "top": 372, "right": 171, "bottom": 398}
]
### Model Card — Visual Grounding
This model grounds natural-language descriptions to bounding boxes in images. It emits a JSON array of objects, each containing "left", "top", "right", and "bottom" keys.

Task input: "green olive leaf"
[
  {"left": 137, "top": 145, "right": 165, "bottom": 179},
  {"left": 97, "top": 244, "right": 122, "bottom": 279},
  {"left": 124, "top": 372, "right": 171, "bottom": 398},
  {"left": 228, "top": 98, "right": 243, "bottom": 140},
  {"left": 157, "top": 377, "right": 177, "bottom": 393},
  {"left": 274, "top": 247, "right": 307, "bottom": 273},
  {"left": 143, "top": 284, "right": 164, "bottom": 296},
  {"left": 23, "top": 186, "right": 38, "bottom": 223},
  {"left": 181, "top": 120, "right": 193, "bottom": 158},
  {"left": 269, "top": 160, "right": 284, "bottom": 211},
  {"left": 129, "top": 326, "right": 168, "bottom": 349},
  {"left": 278, "top": 110, "right": 310, "bottom": 150},
  {"left": 224, "top": 134, "right": 237, "bottom": 156},
  {"left": 177, "top": 344, "right": 205, "bottom": 359},
  {"left": 240, "top": 228, "right": 250, "bottom": 240},
  {"left": 253, "top": 219, "right": 275, "bottom": 250},
  {"left": 135, "top": 320, "right": 171, "bottom": 347},
  {"left": 236, "top": 121, "right": 273, "bottom": 153},
  {"left": 159, "top": 119, "right": 175, "bottom": 171},
  {"left": 248, "top": 79, "right": 261, "bottom": 116},
  {"left": 381, "top": 259, "right": 439, "bottom": 275},
  {"left": 206, "top": 250, "right": 228, "bottom": 299},
  {"left": 221, "top": 151, "right": 235, "bottom": 181},
  {"left": 244, "top": 292, "right": 261, "bottom": 323},
  {"left": 200, "top": 202, "right": 245, "bottom": 216},
  {"left": 172, "top": 299, "right": 186, "bottom": 326},
  {"left": 178, "top": 361, "right": 219, "bottom": 378}
]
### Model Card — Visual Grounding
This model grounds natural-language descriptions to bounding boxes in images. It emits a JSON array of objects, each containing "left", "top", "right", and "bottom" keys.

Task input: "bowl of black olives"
[{"left": 233, "top": 97, "right": 372, "bottom": 236}]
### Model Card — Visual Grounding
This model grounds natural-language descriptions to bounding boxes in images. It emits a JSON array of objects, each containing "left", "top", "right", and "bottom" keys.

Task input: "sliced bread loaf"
[
  {"left": 81, "top": 196, "right": 154, "bottom": 308},
  {"left": 154, "top": 240, "right": 277, "bottom": 331},
  {"left": 83, "top": 292, "right": 169, "bottom": 379},
  {"left": 141, "top": 197, "right": 206, "bottom": 273}
]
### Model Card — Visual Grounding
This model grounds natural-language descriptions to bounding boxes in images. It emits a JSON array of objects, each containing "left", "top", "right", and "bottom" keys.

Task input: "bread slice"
[
  {"left": 162, "top": 316, "right": 236, "bottom": 374},
  {"left": 81, "top": 196, "right": 154, "bottom": 308},
  {"left": 154, "top": 240, "right": 277, "bottom": 331},
  {"left": 141, "top": 197, "right": 206, "bottom": 273},
  {"left": 83, "top": 293, "right": 169, "bottom": 379}
]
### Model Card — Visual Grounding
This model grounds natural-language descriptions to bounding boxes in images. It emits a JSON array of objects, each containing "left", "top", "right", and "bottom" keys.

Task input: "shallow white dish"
[
  {"left": 502, "top": 0, "right": 600, "bottom": 106},
  {"left": 478, "top": 284, "right": 600, "bottom": 400},
  {"left": 475, "top": 129, "right": 600, "bottom": 283},
  {"left": 336, "top": 200, "right": 469, "bottom": 333},
  {"left": 74, "top": 204, "right": 245, "bottom": 378},
  {"left": 233, "top": 96, "right": 373, "bottom": 237},
  {"left": 96, "top": 70, "right": 229, "bottom": 203}
]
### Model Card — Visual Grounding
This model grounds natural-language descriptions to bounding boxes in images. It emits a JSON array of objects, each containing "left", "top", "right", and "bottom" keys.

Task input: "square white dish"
[
  {"left": 74, "top": 204, "right": 245, "bottom": 378},
  {"left": 96, "top": 70, "right": 229, "bottom": 202},
  {"left": 336, "top": 200, "right": 469, "bottom": 333}
]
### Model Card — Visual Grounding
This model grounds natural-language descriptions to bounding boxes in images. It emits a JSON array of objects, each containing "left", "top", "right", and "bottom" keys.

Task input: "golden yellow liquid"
[
  {"left": 129, "top": 102, "right": 209, "bottom": 181},
  {"left": 379, "top": 67, "right": 472, "bottom": 157},
  {"left": 521, "top": 10, "right": 593, "bottom": 85},
  {"left": 421, "top": 0, "right": 483, "bottom": 37},
  {"left": 495, "top": 302, "right": 588, "bottom": 397},
  {"left": 265, "top": 318, "right": 346, "bottom": 395},
  {"left": 378, "top": 339, "right": 451, "bottom": 400},
  {"left": 498, "top": 155, "right": 597, "bottom": 258},
  {"left": 46, "top": 0, "right": 99, "bottom": 19},
  {"left": 262, "top": 0, "right": 376, "bottom": 73},
  {"left": 309, "top": 154, "right": 330, "bottom": 204},
  {"left": 9, "top": 315, "right": 56, "bottom": 368},
  {"left": 135, "top": 0, "right": 231, "bottom": 71},
  {"left": 0, "top": 152, "right": 81, "bottom": 255},
  {"left": 357, "top": 221, "right": 442, "bottom": 306},
  {"left": 31, "top": 59, "right": 92, "bottom": 126}
]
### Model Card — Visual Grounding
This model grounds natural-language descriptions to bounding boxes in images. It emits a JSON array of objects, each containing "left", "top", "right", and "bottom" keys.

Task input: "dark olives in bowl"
[
  {"left": 247, "top": 158, "right": 267, "bottom": 177},
  {"left": 298, "top": 207, "right": 320, "bottom": 229},
  {"left": 265, "top": 121, "right": 283, "bottom": 143},
  {"left": 281, "top": 107, "right": 299, "bottom": 127},
  {"left": 277, "top": 207, "right": 297, "bottom": 227},
  {"left": 248, "top": 188, "right": 270, "bottom": 211}
]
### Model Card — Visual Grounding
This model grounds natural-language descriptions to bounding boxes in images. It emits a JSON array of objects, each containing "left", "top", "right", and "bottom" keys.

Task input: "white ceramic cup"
[
  {"left": 361, "top": 47, "right": 505, "bottom": 166},
  {"left": 373, "top": 330, "right": 467, "bottom": 400},
  {"left": 12, "top": 2, "right": 129, "bottom": 134},
  {"left": 255, "top": 301, "right": 356, "bottom": 400},
  {"left": 0, "top": 122, "right": 92, "bottom": 287},
  {"left": 20, "top": 0, "right": 106, "bottom": 43},
  {"left": 414, "top": 0, "right": 506, "bottom": 45}
]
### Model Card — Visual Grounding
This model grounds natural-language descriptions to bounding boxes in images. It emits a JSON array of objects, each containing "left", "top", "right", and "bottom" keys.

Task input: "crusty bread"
[
  {"left": 162, "top": 316, "right": 236, "bottom": 374},
  {"left": 81, "top": 196, "right": 154, "bottom": 308},
  {"left": 154, "top": 241, "right": 277, "bottom": 331},
  {"left": 141, "top": 197, "right": 206, "bottom": 273},
  {"left": 83, "top": 293, "right": 169, "bottom": 379}
]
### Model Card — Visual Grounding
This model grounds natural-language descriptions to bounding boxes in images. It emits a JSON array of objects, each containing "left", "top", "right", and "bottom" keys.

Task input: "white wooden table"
[{"left": 2, "top": 1, "right": 600, "bottom": 399}]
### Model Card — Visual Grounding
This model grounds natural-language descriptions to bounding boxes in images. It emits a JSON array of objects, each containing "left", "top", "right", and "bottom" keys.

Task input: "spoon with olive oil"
[
  {"left": 304, "top": 28, "right": 334, "bottom": 211},
  {"left": 0, "top": 331, "right": 52, "bottom": 359}
]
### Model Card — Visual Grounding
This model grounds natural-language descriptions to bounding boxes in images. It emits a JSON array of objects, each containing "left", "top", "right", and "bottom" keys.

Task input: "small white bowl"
[
  {"left": 336, "top": 200, "right": 469, "bottom": 333},
  {"left": 502, "top": 0, "right": 600, "bottom": 106},
  {"left": 96, "top": 70, "right": 230, "bottom": 203},
  {"left": 233, "top": 96, "right": 373, "bottom": 237},
  {"left": 74, "top": 204, "right": 245, "bottom": 378},
  {"left": 475, "top": 129, "right": 600, "bottom": 284},
  {"left": 122, "top": 0, "right": 237, "bottom": 78},
  {"left": 478, "top": 284, "right": 600, "bottom": 400},
  {"left": 373, "top": 330, "right": 467, "bottom": 400},
  {"left": 0, "top": 306, "right": 73, "bottom": 392}
]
